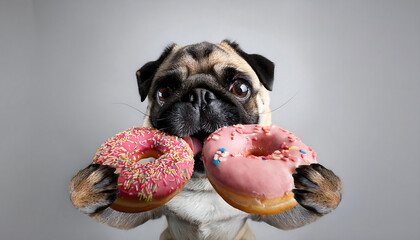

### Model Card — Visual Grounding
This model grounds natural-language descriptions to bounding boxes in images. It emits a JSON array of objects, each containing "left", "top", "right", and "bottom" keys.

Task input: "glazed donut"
[
  {"left": 202, "top": 124, "right": 317, "bottom": 215},
  {"left": 93, "top": 127, "right": 194, "bottom": 213}
]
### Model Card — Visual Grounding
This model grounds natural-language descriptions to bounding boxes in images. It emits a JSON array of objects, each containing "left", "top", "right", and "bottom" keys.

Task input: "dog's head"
[{"left": 137, "top": 40, "right": 274, "bottom": 175}]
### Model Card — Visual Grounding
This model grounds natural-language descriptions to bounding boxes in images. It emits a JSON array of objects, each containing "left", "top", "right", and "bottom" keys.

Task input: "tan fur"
[
  {"left": 151, "top": 42, "right": 262, "bottom": 92},
  {"left": 292, "top": 164, "right": 342, "bottom": 215},
  {"left": 69, "top": 165, "right": 118, "bottom": 214},
  {"left": 148, "top": 41, "right": 271, "bottom": 126}
]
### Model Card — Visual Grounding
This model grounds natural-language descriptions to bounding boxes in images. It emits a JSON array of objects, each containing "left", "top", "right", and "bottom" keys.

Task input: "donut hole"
[
  {"left": 136, "top": 150, "right": 160, "bottom": 164},
  {"left": 246, "top": 148, "right": 269, "bottom": 157}
]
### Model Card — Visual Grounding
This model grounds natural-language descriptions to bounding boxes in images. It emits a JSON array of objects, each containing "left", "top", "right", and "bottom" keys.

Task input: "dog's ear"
[
  {"left": 222, "top": 40, "right": 275, "bottom": 91},
  {"left": 136, "top": 44, "right": 177, "bottom": 101}
]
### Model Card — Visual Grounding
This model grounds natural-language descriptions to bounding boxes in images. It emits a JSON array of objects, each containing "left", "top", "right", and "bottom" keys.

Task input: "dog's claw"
[
  {"left": 69, "top": 164, "right": 119, "bottom": 214},
  {"left": 293, "top": 163, "right": 342, "bottom": 215}
]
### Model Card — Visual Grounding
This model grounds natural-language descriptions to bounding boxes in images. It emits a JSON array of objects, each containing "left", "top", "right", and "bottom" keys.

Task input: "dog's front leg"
[
  {"left": 250, "top": 163, "right": 342, "bottom": 230},
  {"left": 69, "top": 164, "right": 163, "bottom": 229},
  {"left": 89, "top": 206, "right": 163, "bottom": 230}
]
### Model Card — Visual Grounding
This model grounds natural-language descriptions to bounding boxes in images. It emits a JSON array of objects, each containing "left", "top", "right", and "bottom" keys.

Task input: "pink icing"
[
  {"left": 93, "top": 127, "right": 194, "bottom": 201},
  {"left": 202, "top": 124, "right": 317, "bottom": 199}
]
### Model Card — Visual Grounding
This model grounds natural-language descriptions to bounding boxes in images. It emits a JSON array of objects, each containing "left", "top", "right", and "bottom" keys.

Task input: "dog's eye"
[
  {"left": 230, "top": 80, "right": 249, "bottom": 99},
  {"left": 157, "top": 87, "right": 171, "bottom": 103}
]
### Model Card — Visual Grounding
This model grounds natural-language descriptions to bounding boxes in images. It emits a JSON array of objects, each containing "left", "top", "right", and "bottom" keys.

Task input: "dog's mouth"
[{"left": 183, "top": 130, "right": 212, "bottom": 178}]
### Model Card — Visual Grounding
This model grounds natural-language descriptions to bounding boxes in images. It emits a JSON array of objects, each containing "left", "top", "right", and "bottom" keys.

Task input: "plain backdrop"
[{"left": 1, "top": 0, "right": 419, "bottom": 239}]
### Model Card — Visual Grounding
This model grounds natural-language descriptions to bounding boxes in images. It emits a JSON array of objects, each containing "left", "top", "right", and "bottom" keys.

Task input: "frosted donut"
[
  {"left": 93, "top": 127, "right": 194, "bottom": 213},
  {"left": 202, "top": 124, "right": 317, "bottom": 215}
]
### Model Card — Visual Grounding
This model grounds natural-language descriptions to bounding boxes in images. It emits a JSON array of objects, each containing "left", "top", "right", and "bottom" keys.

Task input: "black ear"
[
  {"left": 223, "top": 40, "right": 275, "bottom": 91},
  {"left": 136, "top": 44, "right": 177, "bottom": 101}
]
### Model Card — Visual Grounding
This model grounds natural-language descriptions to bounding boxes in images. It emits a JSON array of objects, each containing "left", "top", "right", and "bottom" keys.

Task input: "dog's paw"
[
  {"left": 292, "top": 163, "right": 342, "bottom": 215},
  {"left": 69, "top": 164, "right": 119, "bottom": 214}
]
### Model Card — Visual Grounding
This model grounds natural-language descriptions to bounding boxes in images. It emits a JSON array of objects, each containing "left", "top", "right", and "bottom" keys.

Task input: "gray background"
[{"left": 1, "top": 0, "right": 419, "bottom": 239}]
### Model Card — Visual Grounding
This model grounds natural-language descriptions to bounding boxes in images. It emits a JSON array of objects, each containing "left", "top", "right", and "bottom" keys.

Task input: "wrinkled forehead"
[{"left": 154, "top": 42, "right": 259, "bottom": 86}]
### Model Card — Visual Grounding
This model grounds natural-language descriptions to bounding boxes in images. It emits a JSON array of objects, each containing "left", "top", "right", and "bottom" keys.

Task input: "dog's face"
[{"left": 137, "top": 40, "right": 274, "bottom": 174}]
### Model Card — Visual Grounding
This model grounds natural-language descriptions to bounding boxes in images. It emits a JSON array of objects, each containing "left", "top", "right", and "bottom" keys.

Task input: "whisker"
[
  {"left": 112, "top": 102, "right": 149, "bottom": 116},
  {"left": 263, "top": 91, "right": 299, "bottom": 114}
]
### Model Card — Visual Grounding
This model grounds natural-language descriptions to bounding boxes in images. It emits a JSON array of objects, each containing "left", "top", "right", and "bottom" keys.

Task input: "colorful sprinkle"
[
  {"left": 211, "top": 134, "right": 220, "bottom": 140},
  {"left": 280, "top": 142, "right": 287, "bottom": 149},
  {"left": 221, "top": 151, "right": 229, "bottom": 157},
  {"left": 299, "top": 150, "right": 306, "bottom": 154},
  {"left": 92, "top": 127, "right": 194, "bottom": 205},
  {"left": 213, "top": 159, "right": 220, "bottom": 165}
]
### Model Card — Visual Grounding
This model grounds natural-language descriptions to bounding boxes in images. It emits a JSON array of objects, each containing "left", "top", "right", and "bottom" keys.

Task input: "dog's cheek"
[
  {"left": 153, "top": 104, "right": 201, "bottom": 137},
  {"left": 223, "top": 103, "right": 259, "bottom": 125}
]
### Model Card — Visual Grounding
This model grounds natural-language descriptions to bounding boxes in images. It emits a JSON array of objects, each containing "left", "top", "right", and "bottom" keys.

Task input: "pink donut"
[
  {"left": 93, "top": 127, "right": 194, "bottom": 213},
  {"left": 202, "top": 124, "right": 317, "bottom": 215}
]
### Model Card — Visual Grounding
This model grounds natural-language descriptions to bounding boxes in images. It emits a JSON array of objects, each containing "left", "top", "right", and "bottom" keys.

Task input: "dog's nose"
[{"left": 185, "top": 88, "right": 216, "bottom": 108}]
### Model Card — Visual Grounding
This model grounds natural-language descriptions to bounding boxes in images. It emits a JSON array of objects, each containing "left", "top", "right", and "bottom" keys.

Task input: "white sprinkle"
[{"left": 212, "top": 135, "right": 220, "bottom": 140}]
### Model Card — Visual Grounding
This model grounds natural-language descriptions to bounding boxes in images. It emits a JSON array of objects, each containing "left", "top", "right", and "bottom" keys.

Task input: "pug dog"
[{"left": 69, "top": 40, "right": 342, "bottom": 240}]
